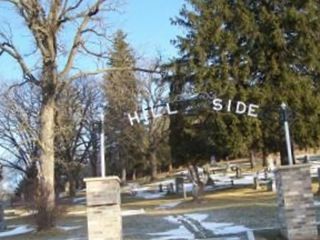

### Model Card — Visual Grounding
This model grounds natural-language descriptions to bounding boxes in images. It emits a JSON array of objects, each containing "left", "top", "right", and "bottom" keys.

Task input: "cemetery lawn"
[{"left": 1, "top": 181, "right": 320, "bottom": 239}]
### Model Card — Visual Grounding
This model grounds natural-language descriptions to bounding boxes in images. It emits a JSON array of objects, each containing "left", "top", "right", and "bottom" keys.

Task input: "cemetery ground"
[{"left": 1, "top": 158, "right": 320, "bottom": 240}]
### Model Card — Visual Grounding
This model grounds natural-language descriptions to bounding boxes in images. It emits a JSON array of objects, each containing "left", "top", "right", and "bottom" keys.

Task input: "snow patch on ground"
[
  {"left": 186, "top": 213, "right": 250, "bottom": 235},
  {"left": 314, "top": 201, "right": 320, "bottom": 206},
  {"left": 184, "top": 213, "right": 208, "bottom": 222},
  {"left": 135, "top": 189, "right": 167, "bottom": 199},
  {"left": 72, "top": 197, "right": 86, "bottom": 204},
  {"left": 149, "top": 213, "right": 251, "bottom": 239},
  {"left": 20, "top": 211, "right": 36, "bottom": 217},
  {"left": 148, "top": 179, "right": 175, "bottom": 187},
  {"left": 130, "top": 171, "right": 276, "bottom": 201},
  {"left": 149, "top": 225, "right": 194, "bottom": 240},
  {"left": 57, "top": 225, "right": 82, "bottom": 231},
  {"left": 121, "top": 209, "right": 145, "bottom": 216},
  {"left": 65, "top": 238, "right": 86, "bottom": 240},
  {"left": 0, "top": 225, "right": 34, "bottom": 238},
  {"left": 156, "top": 201, "right": 182, "bottom": 210},
  {"left": 204, "top": 222, "right": 249, "bottom": 235},
  {"left": 67, "top": 210, "right": 86, "bottom": 216}
]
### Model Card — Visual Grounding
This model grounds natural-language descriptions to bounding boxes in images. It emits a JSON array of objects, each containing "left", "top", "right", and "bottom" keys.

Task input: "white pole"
[
  {"left": 281, "top": 103, "right": 293, "bottom": 165},
  {"left": 284, "top": 121, "right": 293, "bottom": 165},
  {"left": 100, "top": 112, "right": 105, "bottom": 177}
]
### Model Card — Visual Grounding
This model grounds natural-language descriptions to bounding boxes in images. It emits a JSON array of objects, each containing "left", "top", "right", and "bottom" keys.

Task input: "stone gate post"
[
  {"left": 275, "top": 164, "right": 318, "bottom": 240},
  {"left": 84, "top": 176, "right": 122, "bottom": 240}
]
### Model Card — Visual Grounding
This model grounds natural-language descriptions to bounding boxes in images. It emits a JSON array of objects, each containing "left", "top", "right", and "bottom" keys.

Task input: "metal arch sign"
[{"left": 127, "top": 93, "right": 259, "bottom": 126}]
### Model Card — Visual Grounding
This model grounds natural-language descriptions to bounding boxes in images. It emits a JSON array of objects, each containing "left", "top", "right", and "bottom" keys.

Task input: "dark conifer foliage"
[{"left": 169, "top": 0, "right": 320, "bottom": 164}]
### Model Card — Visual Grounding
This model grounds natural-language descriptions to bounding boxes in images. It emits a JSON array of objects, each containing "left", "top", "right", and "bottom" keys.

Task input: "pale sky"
[
  {"left": 0, "top": 0, "right": 185, "bottom": 82},
  {"left": 119, "top": 0, "right": 185, "bottom": 59}
]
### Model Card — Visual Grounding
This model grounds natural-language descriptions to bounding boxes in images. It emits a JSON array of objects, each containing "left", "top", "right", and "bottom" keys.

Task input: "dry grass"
[
  {"left": 122, "top": 186, "right": 277, "bottom": 216},
  {"left": 1, "top": 179, "right": 319, "bottom": 239}
]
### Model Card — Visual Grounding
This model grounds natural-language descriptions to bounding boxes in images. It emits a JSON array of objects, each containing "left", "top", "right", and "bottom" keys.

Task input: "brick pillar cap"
[
  {"left": 275, "top": 163, "right": 310, "bottom": 172},
  {"left": 84, "top": 176, "right": 121, "bottom": 183}
]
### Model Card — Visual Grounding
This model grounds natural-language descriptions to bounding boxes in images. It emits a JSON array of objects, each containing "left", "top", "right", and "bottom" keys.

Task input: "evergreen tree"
[
  {"left": 103, "top": 30, "right": 141, "bottom": 182},
  {"left": 170, "top": 0, "right": 320, "bottom": 165}
]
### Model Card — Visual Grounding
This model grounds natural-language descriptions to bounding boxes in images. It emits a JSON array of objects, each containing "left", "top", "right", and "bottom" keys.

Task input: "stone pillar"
[
  {"left": 84, "top": 177, "right": 122, "bottom": 240},
  {"left": 275, "top": 164, "right": 317, "bottom": 240}
]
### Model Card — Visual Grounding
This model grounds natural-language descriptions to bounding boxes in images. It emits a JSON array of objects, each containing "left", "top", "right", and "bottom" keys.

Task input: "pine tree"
[
  {"left": 103, "top": 30, "right": 141, "bottom": 182},
  {"left": 170, "top": 0, "right": 320, "bottom": 165}
]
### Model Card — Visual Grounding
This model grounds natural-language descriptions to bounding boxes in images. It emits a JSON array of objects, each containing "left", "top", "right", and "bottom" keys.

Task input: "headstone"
[
  {"left": 235, "top": 166, "right": 242, "bottom": 178},
  {"left": 192, "top": 182, "right": 199, "bottom": 197},
  {"left": 175, "top": 177, "right": 184, "bottom": 193},
  {"left": 84, "top": 176, "right": 122, "bottom": 240},
  {"left": 275, "top": 164, "right": 317, "bottom": 240},
  {"left": 266, "top": 179, "right": 276, "bottom": 192},
  {"left": 166, "top": 183, "right": 174, "bottom": 194},
  {"left": 182, "top": 184, "right": 187, "bottom": 199},
  {"left": 253, "top": 176, "right": 260, "bottom": 190},
  {"left": 175, "top": 177, "right": 186, "bottom": 199},
  {"left": 267, "top": 155, "right": 275, "bottom": 171},
  {"left": 264, "top": 168, "right": 269, "bottom": 180},
  {"left": 210, "top": 155, "right": 217, "bottom": 166},
  {"left": 272, "top": 179, "right": 276, "bottom": 192}
]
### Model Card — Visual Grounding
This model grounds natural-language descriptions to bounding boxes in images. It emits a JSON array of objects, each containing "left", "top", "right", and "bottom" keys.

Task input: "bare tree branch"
[
  {"left": 79, "top": 42, "right": 110, "bottom": 59},
  {"left": 68, "top": 67, "right": 162, "bottom": 82},
  {"left": 59, "top": 0, "right": 84, "bottom": 22},
  {"left": 0, "top": 41, "right": 39, "bottom": 84},
  {"left": 59, "top": 0, "right": 107, "bottom": 78}
]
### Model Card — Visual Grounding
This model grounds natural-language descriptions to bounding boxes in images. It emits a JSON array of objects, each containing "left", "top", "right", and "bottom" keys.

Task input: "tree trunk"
[
  {"left": 188, "top": 164, "right": 204, "bottom": 201},
  {"left": 249, "top": 150, "right": 256, "bottom": 169},
  {"left": 39, "top": 95, "right": 55, "bottom": 208},
  {"left": 280, "top": 145, "right": 288, "bottom": 165},
  {"left": 262, "top": 148, "right": 267, "bottom": 167},
  {"left": 89, "top": 130, "right": 98, "bottom": 177},
  {"left": 36, "top": 90, "right": 57, "bottom": 230},
  {"left": 36, "top": 63, "right": 58, "bottom": 230},
  {"left": 68, "top": 174, "right": 76, "bottom": 197},
  {"left": 168, "top": 162, "right": 173, "bottom": 173},
  {"left": 0, "top": 175, "right": 5, "bottom": 230},
  {"left": 91, "top": 162, "right": 98, "bottom": 177},
  {"left": 132, "top": 169, "right": 136, "bottom": 181},
  {"left": 121, "top": 167, "right": 127, "bottom": 184},
  {"left": 89, "top": 149, "right": 98, "bottom": 177},
  {"left": 0, "top": 202, "right": 5, "bottom": 231},
  {"left": 150, "top": 152, "right": 158, "bottom": 180}
]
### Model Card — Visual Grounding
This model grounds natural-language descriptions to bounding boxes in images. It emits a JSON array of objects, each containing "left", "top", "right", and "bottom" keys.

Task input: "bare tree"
[
  {"left": 0, "top": 78, "right": 102, "bottom": 202},
  {"left": 137, "top": 69, "right": 172, "bottom": 180},
  {"left": 0, "top": 0, "right": 154, "bottom": 226},
  {"left": 0, "top": 84, "right": 40, "bottom": 176},
  {"left": 55, "top": 77, "right": 102, "bottom": 196},
  {"left": 0, "top": 84, "right": 41, "bottom": 204}
]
